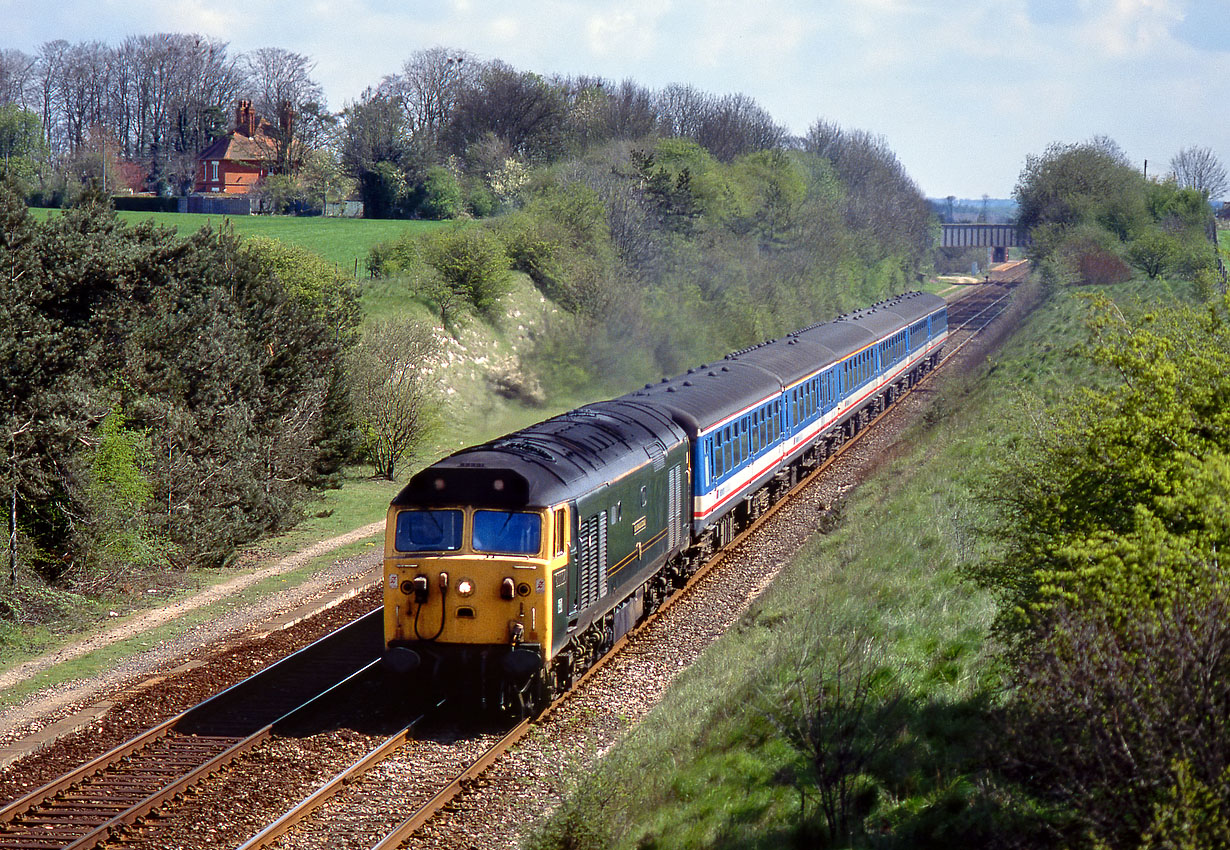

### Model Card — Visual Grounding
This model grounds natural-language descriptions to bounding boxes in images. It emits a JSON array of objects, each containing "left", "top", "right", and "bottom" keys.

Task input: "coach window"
[{"left": 724, "top": 427, "right": 733, "bottom": 470}]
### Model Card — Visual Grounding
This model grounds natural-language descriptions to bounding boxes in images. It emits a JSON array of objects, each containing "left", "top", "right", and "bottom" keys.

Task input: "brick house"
[{"left": 193, "top": 100, "right": 283, "bottom": 194}]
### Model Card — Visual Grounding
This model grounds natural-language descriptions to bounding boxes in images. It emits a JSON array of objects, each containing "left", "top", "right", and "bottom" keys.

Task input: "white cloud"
[{"left": 585, "top": 5, "right": 666, "bottom": 60}]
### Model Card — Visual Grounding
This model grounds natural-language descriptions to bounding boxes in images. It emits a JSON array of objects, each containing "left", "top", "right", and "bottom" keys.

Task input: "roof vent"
[{"left": 683, "top": 380, "right": 693, "bottom": 387}]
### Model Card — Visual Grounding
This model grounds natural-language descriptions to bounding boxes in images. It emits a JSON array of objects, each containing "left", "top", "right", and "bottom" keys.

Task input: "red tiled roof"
[{"left": 198, "top": 122, "right": 279, "bottom": 165}]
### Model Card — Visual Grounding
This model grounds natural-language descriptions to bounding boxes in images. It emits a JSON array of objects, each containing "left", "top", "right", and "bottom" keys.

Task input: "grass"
[
  {"left": 528, "top": 272, "right": 1206, "bottom": 849},
  {"left": 0, "top": 535, "right": 382, "bottom": 711},
  {"left": 31, "top": 206, "right": 445, "bottom": 273}
]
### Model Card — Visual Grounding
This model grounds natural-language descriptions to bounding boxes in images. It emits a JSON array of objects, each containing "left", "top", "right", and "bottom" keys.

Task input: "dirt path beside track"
[{"left": 0, "top": 521, "right": 383, "bottom": 746}]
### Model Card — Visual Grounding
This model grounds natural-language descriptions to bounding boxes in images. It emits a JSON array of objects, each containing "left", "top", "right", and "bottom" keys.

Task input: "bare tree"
[
  {"left": 0, "top": 49, "right": 36, "bottom": 109},
  {"left": 34, "top": 40, "right": 68, "bottom": 154},
  {"left": 347, "top": 319, "right": 440, "bottom": 480},
  {"left": 445, "top": 61, "right": 568, "bottom": 165},
  {"left": 243, "top": 47, "right": 325, "bottom": 175},
  {"left": 1171, "top": 145, "right": 1228, "bottom": 201},
  {"left": 654, "top": 83, "right": 713, "bottom": 140},
  {"left": 759, "top": 623, "right": 908, "bottom": 843},
  {"left": 695, "top": 92, "right": 784, "bottom": 161},
  {"left": 392, "top": 46, "right": 476, "bottom": 153}
]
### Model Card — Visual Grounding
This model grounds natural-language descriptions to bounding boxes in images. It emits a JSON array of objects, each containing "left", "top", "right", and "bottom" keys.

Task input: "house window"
[{"left": 211, "top": 161, "right": 218, "bottom": 182}]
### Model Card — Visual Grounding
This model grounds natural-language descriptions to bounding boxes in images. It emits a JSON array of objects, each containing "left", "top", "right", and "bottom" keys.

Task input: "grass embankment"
[{"left": 530, "top": 274, "right": 1201, "bottom": 849}]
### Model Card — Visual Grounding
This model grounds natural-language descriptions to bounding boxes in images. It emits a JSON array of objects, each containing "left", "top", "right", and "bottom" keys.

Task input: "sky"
[{"left": 4, "top": 0, "right": 1229, "bottom": 199}]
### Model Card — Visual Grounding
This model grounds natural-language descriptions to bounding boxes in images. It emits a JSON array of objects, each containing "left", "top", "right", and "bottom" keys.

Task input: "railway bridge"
[{"left": 940, "top": 223, "right": 1031, "bottom": 264}]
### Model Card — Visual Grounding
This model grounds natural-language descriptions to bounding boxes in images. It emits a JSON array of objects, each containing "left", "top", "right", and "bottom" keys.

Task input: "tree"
[
  {"left": 445, "top": 62, "right": 569, "bottom": 165},
  {"left": 347, "top": 319, "right": 440, "bottom": 480},
  {"left": 243, "top": 47, "right": 325, "bottom": 176},
  {"left": 75, "top": 407, "right": 163, "bottom": 587},
  {"left": 760, "top": 623, "right": 908, "bottom": 843},
  {"left": 804, "top": 120, "right": 933, "bottom": 264},
  {"left": 340, "top": 88, "right": 421, "bottom": 218},
  {"left": 0, "top": 104, "right": 46, "bottom": 181},
  {"left": 418, "top": 164, "right": 462, "bottom": 219},
  {"left": 1170, "top": 145, "right": 1228, "bottom": 201},
  {"left": 392, "top": 47, "right": 476, "bottom": 154},
  {"left": 977, "top": 295, "right": 1230, "bottom": 634},
  {"left": 1013, "top": 137, "right": 1148, "bottom": 240},
  {"left": 977, "top": 295, "right": 1230, "bottom": 845},
  {"left": 1126, "top": 229, "right": 1179, "bottom": 278},
  {"left": 419, "top": 225, "right": 512, "bottom": 318}
]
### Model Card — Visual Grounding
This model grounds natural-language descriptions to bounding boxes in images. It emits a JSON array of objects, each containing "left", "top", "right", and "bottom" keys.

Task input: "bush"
[
  {"left": 1076, "top": 249, "right": 1132, "bottom": 285},
  {"left": 1004, "top": 593, "right": 1230, "bottom": 847},
  {"left": 419, "top": 165, "right": 463, "bottom": 220},
  {"left": 419, "top": 226, "right": 512, "bottom": 318}
]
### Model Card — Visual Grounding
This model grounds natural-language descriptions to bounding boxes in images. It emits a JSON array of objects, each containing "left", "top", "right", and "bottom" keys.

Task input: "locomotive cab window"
[
  {"left": 553, "top": 508, "right": 567, "bottom": 557},
  {"left": 472, "top": 510, "right": 542, "bottom": 555},
  {"left": 395, "top": 509, "right": 463, "bottom": 553}
]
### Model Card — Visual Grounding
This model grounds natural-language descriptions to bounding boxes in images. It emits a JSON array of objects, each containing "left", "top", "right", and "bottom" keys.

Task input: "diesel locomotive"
[{"left": 382, "top": 291, "right": 949, "bottom": 714}]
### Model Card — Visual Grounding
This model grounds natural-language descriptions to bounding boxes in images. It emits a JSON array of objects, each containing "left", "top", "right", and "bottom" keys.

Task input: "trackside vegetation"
[
  {"left": 367, "top": 133, "right": 934, "bottom": 397},
  {"left": 527, "top": 136, "right": 1230, "bottom": 849}
]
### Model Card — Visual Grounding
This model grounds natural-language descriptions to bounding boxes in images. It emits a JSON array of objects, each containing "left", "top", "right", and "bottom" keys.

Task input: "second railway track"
[{"left": 0, "top": 611, "right": 383, "bottom": 850}]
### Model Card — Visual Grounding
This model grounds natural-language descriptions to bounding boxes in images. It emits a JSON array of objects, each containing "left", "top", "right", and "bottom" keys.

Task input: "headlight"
[{"left": 457, "top": 578, "right": 475, "bottom": 597}]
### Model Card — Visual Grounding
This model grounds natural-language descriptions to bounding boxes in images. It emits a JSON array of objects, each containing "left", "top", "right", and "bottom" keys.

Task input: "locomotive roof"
[{"left": 393, "top": 399, "right": 688, "bottom": 510}]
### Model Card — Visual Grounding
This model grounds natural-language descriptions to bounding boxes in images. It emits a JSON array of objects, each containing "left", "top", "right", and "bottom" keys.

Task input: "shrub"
[
  {"left": 1076, "top": 249, "right": 1132, "bottom": 285},
  {"left": 419, "top": 165, "right": 462, "bottom": 220},
  {"left": 419, "top": 226, "right": 512, "bottom": 319}
]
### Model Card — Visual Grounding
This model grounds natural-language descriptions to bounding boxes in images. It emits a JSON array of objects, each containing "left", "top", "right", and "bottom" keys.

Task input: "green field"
[{"left": 31, "top": 207, "right": 445, "bottom": 273}]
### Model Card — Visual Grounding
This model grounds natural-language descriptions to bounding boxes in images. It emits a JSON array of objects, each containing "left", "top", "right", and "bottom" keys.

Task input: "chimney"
[
  {"left": 278, "top": 100, "right": 294, "bottom": 139},
  {"left": 235, "top": 100, "right": 255, "bottom": 137}
]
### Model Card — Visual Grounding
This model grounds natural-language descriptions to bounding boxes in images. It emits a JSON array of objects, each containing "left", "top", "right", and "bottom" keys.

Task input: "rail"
[
  {"left": 0, "top": 610, "right": 383, "bottom": 850},
  {"left": 360, "top": 282, "right": 1016, "bottom": 850}
]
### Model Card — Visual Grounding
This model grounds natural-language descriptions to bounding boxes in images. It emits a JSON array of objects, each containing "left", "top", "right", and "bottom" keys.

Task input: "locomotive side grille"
[
  {"left": 598, "top": 511, "right": 608, "bottom": 599},
  {"left": 579, "top": 515, "right": 596, "bottom": 610},
  {"left": 578, "top": 511, "right": 609, "bottom": 611}
]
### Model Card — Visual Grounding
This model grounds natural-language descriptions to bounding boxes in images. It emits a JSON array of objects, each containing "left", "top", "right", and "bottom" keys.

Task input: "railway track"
[
  {"left": 0, "top": 611, "right": 383, "bottom": 850},
  {"left": 0, "top": 281, "right": 1023, "bottom": 850},
  {"left": 232, "top": 281, "right": 1023, "bottom": 850}
]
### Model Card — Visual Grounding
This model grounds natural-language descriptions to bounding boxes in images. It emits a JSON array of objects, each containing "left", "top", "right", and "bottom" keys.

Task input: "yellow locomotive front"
[{"left": 383, "top": 500, "right": 570, "bottom": 710}]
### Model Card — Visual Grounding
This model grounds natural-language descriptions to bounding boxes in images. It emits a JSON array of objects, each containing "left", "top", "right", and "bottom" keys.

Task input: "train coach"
[{"left": 382, "top": 291, "right": 948, "bottom": 714}]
